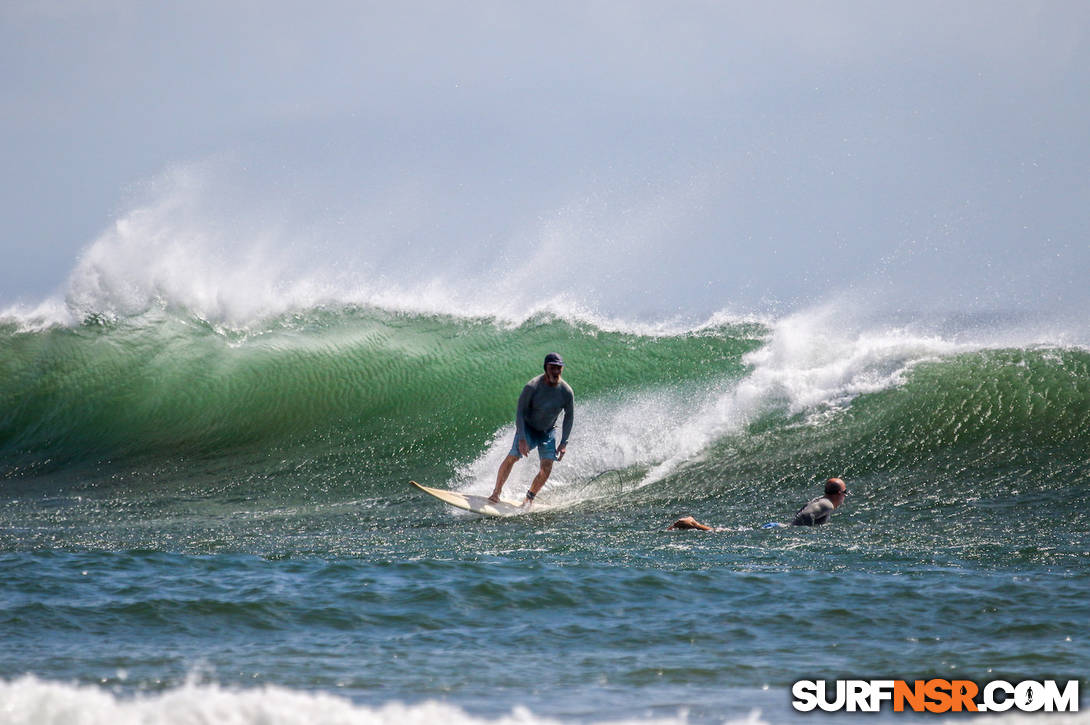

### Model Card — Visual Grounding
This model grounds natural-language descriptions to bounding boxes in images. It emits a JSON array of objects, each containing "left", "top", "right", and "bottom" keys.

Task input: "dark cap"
[{"left": 544, "top": 352, "right": 564, "bottom": 367}]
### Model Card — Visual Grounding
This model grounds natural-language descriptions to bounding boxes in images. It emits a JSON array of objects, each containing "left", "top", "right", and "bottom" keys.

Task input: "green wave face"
[
  {"left": 688, "top": 347, "right": 1090, "bottom": 489},
  {"left": 0, "top": 308, "right": 763, "bottom": 485},
  {"left": 3, "top": 308, "right": 1089, "bottom": 517}
]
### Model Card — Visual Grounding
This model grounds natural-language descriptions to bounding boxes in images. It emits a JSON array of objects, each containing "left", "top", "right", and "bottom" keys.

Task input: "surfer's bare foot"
[{"left": 487, "top": 494, "right": 500, "bottom": 503}]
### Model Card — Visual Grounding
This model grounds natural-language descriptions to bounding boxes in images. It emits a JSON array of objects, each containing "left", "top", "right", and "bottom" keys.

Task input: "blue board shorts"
[{"left": 510, "top": 426, "right": 558, "bottom": 461}]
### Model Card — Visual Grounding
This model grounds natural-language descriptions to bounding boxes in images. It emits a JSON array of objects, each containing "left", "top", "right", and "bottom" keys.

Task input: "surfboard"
[{"left": 409, "top": 481, "right": 526, "bottom": 517}]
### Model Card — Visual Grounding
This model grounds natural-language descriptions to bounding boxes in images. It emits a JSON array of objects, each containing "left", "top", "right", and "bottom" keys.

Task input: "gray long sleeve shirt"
[{"left": 515, "top": 374, "right": 574, "bottom": 447}]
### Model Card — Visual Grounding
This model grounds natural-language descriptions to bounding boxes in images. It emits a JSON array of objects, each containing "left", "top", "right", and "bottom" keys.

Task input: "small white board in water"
[{"left": 410, "top": 481, "right": 525, "bottom": 517}]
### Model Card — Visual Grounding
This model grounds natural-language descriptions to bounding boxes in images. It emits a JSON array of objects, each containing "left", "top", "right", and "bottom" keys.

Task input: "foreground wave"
[
  {"left": 0, "top": 305, "right": 763, "bottom": 480},
  {"left": 0, "top": 676, "right": 739, "bottom": 725},
  {"left": 2, "top": 676, "right": 1086, "bottom": 725},
  {"left": 3, "top": 304, "right": 1088, "bottom": 723},
  {"left": 3, "top": 303, "right": 1089, "bottom": 516}
]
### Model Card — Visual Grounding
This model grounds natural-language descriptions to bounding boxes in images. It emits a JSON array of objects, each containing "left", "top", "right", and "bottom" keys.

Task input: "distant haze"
[{"left": 3, "top": 1, "right": 1088, "bottom": 320}]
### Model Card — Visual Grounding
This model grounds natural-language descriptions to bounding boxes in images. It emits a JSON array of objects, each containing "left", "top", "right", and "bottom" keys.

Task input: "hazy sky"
[{"left": 3, "top": 1, "right": 1089, "bottom": 319}]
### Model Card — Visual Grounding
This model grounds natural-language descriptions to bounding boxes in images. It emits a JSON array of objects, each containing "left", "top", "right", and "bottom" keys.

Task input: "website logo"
[{"left": 792, "top": 679, "right": 1080, "bottom": 713}]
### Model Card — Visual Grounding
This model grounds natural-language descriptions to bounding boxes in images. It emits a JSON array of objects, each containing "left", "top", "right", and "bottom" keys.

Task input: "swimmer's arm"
[{"left": 667, "top": 516, "right": 713, "bottom": 531}]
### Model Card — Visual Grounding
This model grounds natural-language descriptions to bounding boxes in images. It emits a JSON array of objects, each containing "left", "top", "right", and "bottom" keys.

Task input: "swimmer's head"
[{"left": 825, "top": 477, "right": 848, "bottom": 497}]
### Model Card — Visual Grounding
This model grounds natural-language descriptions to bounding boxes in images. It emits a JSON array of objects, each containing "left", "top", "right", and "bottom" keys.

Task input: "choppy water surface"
[{"left": 2, "top": 307, "right": 1088, "bottom": 723}]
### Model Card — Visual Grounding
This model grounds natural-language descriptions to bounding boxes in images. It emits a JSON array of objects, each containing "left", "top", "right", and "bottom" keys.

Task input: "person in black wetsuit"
[
  {"left": 489, "top": 353, "right": 574, "bottom": 508},
  {"left": 668, "top": 478, "right": 848, "bottom": 530}
]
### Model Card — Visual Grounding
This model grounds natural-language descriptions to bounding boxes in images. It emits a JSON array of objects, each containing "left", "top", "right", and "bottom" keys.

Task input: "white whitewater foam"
[
  {"left": 10, "top": 160, "right": 1088, "bottom": 349},
  {"left": 456, "top": 302, "right": 985, "bottom": 499},
  {"left": 11, "top": 185, "right": 756, "bottom": 337},
  {"left": 0, "top": 676, "right": 766, "bottom": 725},
  {"left": 0, "top": 158, "right": 778, "bottom": 336},
  {"left": 2, "top": 677, "right": 1084, "bottom": 725}
]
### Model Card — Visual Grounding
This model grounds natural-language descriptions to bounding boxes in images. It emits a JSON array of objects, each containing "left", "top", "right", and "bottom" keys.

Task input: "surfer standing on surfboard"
[{"left": 489, "top": 353, "right": 574, "bottom": 508}]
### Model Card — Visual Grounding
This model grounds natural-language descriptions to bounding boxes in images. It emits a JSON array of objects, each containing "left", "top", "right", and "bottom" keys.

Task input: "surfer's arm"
[{"left": 559, "top": 391, "right": 574, "bottom": 447}]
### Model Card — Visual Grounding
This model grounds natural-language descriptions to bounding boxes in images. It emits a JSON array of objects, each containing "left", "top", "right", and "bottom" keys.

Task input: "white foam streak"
[
  {"left": 0, "top": 297, "right": 74, "bottom": 331},
  {"left": 0, "top": 676, "right": 764, "bottom": 725},
  {"left": 458, "top": 303, "right": 986, "bottom": 498},
  {"left": 2, "top": 677, "right": 1087, "bottom": 725},
  {"left": 737, "top": 304, "right": 971, "bottom": 416}
]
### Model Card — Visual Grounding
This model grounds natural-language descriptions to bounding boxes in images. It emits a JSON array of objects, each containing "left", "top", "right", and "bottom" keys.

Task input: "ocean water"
[{"left": 2, "top": 285, "right": 1088, "bottom": 724}]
